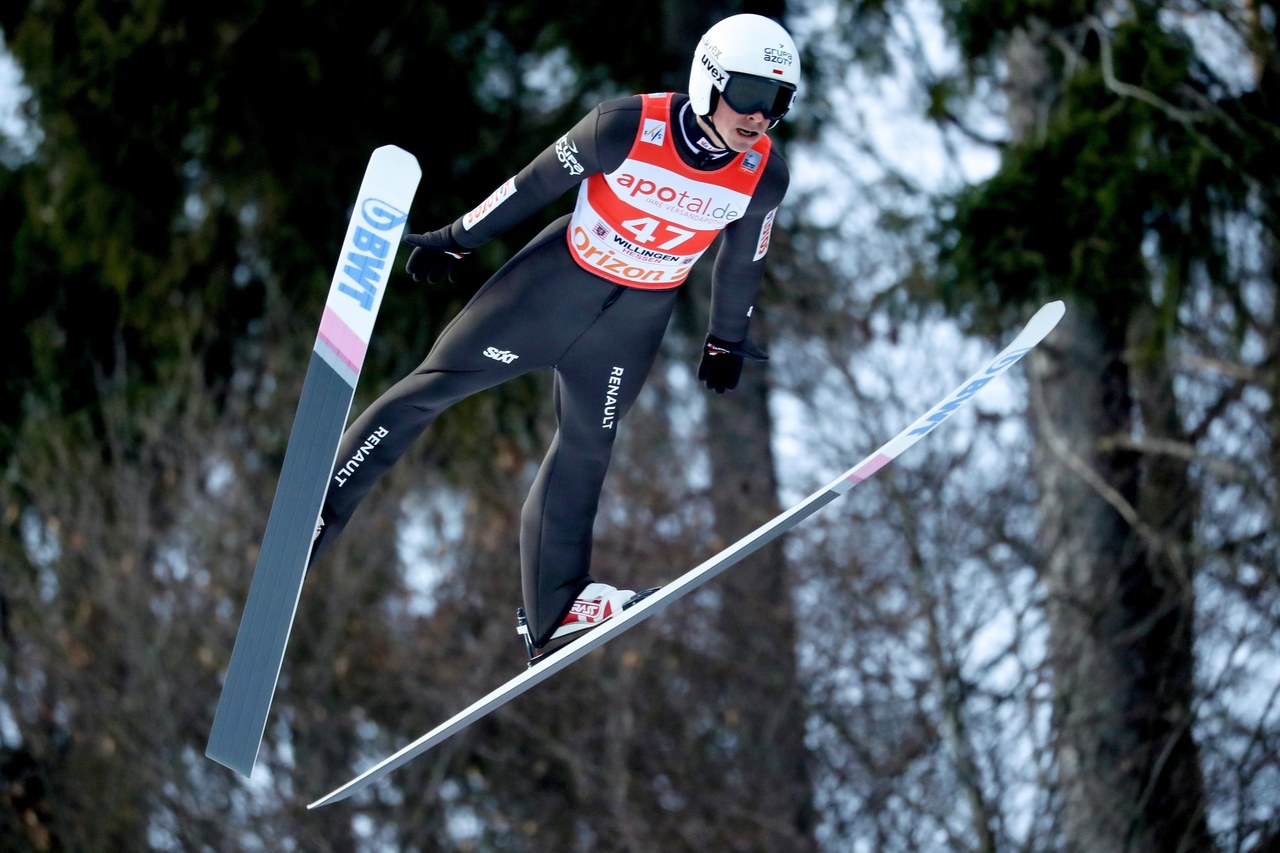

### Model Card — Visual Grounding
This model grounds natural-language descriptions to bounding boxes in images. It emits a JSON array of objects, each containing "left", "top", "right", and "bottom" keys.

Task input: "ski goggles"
[{"left": 719, "top": 73, "right": 797, "bottom": 122}]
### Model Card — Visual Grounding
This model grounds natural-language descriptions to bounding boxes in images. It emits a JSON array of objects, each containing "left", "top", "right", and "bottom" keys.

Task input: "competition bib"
[{"left": 566, "top": 93, "right": 770, "bottom": 289}]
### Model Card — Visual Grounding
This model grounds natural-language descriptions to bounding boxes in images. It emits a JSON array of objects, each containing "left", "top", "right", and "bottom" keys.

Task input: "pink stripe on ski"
[
  {"left": 845, "top": 453, "right": 892, "bottom": 486},
  {"left": 317, "top": 307, "right": 367, "bottom": 375}
]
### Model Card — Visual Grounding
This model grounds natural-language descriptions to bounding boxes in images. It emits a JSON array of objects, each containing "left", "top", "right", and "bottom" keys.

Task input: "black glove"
[
  {"left": 697, "top": 334, "right": 768, "bottom": 394},
  {"left": 404, "top": 227, "right": 471, "bottom": 283}
]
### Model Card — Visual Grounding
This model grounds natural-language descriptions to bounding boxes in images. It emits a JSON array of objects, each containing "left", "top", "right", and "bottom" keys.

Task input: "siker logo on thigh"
[{"left": 483, "top": 346, "right": 520, "bottom": 364}]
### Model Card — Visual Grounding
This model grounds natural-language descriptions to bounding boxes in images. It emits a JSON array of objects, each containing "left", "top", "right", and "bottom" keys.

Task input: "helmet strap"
[
  {"left": 704, "top": 119, "right": 732, "bottom": 151},
  {"left": 699, "top": 91, "right": 732, "bottom": 150}
]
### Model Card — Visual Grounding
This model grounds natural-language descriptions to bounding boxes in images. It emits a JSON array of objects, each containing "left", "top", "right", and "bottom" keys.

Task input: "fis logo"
[
  {"left": 741, "top": 151, "right": 762, "bottom": 173},
  {"left": 338, "top": 197, "right": 409, "bottom": 311},
  {"left": 641, "top": 119, "right": 666, "bottom": 145},
  {"left": 484, "top": 346, "right": 520, "bottom": 364}
]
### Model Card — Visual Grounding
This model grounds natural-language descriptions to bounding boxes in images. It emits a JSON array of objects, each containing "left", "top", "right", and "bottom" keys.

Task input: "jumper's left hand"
[{"left": 697, "top": 334, "right": 768, "bottom": 394}]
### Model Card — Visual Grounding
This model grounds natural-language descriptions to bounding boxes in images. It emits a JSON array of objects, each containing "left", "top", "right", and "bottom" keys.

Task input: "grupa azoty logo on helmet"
[{"left": 763, "top": 44, "right": 796, "bottom": 69}]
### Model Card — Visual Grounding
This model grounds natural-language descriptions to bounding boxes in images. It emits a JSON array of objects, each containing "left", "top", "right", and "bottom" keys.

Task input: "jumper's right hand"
[
  {"left": 697, "top": 334, "right": 769, "bottom": 394},
  {"left": 404, "top": 227, "right": 471, "bottom": 283}
]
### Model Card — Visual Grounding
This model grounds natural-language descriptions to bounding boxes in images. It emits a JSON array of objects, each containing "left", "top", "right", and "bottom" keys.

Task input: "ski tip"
[
  {"left": 371, "top": 143, "right": 413, "bottom": 158},
  {"left": 1010, "top": 300, "right": 1066, "bottom": 350},
  {"left": 371, "top": 144, "right": 422, "bottom": 176},
  {"left": 1029, "top": 300, "right": 1066, "bottom": 335},
  {"left": 1038, "top": 300, "right": 1066, "bottom": 324}
]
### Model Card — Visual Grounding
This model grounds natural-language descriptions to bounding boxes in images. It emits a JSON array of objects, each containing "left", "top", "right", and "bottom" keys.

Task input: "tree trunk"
[
  {"left": 1029, "top": 300, "right": 1211, "bottom": 853},
  {"left": 704, "top": 315, "right": 819, "bottom": 852},
  {"left": 1009, "top": 25, "right": 1214, "bottom": 853}
]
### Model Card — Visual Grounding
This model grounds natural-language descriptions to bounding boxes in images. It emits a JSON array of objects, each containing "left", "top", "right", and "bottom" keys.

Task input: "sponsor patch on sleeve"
[
  {"left": 753, "top": 207, "right": 777, "bottom": 261},
  {"left": 462, "top": 177, "right": 518, "bottom": 231}
]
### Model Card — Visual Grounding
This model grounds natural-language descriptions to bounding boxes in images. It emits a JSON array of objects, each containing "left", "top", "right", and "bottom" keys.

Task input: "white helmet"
[{"left": 688, "top": 14, "right": 800, "bottom": 124}]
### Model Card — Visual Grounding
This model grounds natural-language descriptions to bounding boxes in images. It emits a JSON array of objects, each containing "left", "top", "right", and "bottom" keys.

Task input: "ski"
[
  {"left": 206, "top": 146, "right": 422, "bottom": 777},
  {"left": 307, "top": 300, "right": 1066, "bottom": 809}
]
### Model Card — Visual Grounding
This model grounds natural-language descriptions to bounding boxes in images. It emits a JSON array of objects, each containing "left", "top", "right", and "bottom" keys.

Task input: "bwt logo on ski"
[
  {"left": 338, "top": 198, "right": 409, "bottom": 311},
  {"left": 334, "top": 426, "right": 390, "bottom": 487},
  {"left": 908, "top": 348, "right": 1033, "bottom": 436}
]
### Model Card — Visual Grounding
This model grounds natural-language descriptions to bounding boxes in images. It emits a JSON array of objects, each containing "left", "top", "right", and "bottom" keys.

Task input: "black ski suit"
[{"left": 310, "top": 94, "right": 789, "bottom": 646}]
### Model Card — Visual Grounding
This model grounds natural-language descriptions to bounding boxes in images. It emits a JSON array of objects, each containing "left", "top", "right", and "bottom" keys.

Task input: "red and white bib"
[{"left": 566, "top": 93, "right": 771, "bottom": 289}]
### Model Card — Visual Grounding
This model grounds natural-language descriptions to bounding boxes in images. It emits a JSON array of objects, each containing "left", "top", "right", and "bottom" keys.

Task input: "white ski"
[
  {"left": 307, "top": 300, "right": 1066, "bottom": 808},
  {"left": 207, "top": 146, "right": 422, "bottom": 777}
]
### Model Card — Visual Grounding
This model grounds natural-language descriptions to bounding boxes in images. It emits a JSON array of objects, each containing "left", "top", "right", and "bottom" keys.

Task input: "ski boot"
[{"left": 517, "top": 583, "right": 660, "bottom": 667}]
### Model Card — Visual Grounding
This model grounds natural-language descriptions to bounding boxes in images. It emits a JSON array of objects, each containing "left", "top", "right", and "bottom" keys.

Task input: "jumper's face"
[{"left": 700, "top": 97, "right": 771, "bottom": 153}]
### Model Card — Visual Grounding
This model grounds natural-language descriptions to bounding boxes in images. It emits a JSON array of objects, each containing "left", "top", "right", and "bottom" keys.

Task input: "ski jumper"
[{"left": 310, "top": 93, "right": 790, "bottom": 646}]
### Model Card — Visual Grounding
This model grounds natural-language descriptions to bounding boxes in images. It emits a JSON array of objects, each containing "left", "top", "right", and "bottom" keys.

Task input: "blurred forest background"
[{"left": 1, "top": 0, "right": 1277, "bottom": 850}]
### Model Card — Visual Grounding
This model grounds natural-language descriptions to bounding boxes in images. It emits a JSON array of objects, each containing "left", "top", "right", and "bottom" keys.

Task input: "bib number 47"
[{"left": 620, "top": 216, "right": 695, "bottom": 249}]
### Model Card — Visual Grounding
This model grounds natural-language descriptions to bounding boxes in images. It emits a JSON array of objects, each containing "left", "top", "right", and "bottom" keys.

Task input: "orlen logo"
[
  {"left": 753, "top": 207, "right": 776, "bottom": 261},
  {"left": 463, "top": 177, "right": 517, "bottom": 230},
  {"left": 338, "top": 197, "right": 409, "bottom": 311}
]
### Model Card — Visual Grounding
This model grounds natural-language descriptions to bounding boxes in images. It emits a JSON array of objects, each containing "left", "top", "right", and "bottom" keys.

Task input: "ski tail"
[{"left": 206, "top": 146, "right": 422, "bottom": 777}]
